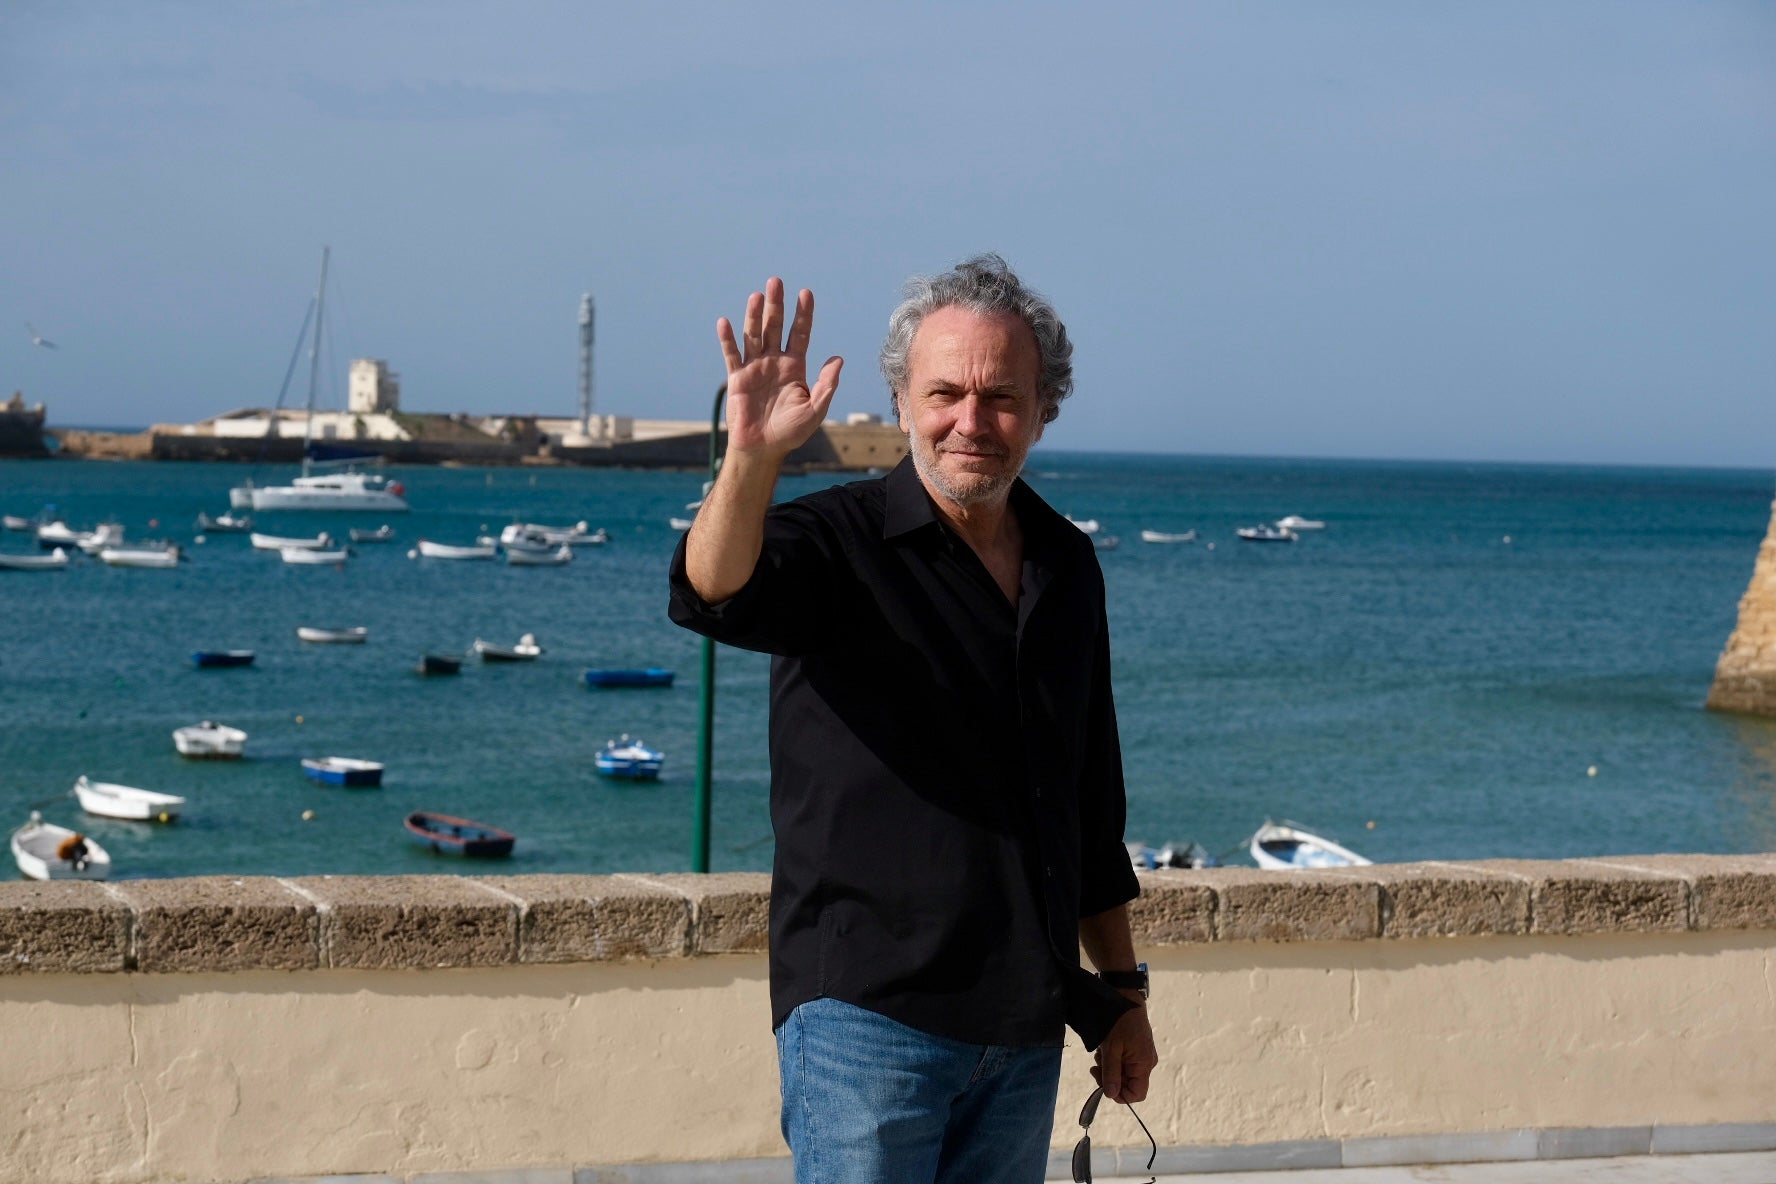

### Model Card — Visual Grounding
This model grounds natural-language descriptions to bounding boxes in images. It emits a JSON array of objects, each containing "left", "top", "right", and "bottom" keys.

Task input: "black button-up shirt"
[{"left": 668, "top": 457, "right": 1139, "bottom": 1050}]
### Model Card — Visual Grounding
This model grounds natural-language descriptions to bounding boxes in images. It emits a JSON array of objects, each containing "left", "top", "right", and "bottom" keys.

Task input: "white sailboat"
[{"left": 232, "top": 249, "right": 409, "bottom": 514}]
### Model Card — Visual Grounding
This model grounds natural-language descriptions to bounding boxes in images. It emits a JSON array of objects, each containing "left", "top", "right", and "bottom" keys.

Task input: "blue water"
[{"left": 2, "top": 454, "right": 1773, "bottom": 878}]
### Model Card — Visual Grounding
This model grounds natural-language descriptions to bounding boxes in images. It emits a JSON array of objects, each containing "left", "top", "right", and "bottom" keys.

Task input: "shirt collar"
[{"left": 881, "top": 453, "right": 1069, "bottom": 557}]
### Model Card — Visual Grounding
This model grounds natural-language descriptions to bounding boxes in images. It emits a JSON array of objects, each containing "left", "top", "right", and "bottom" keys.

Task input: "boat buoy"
[
  {"left": 407, "top": 549, "right": 419, "bottom": 559},
  {"left": 295, "top": 714, "right": 304, "bottom": 725},
  {"left": 1587, "top": 765, "right": 1598, "bottom": 777},
  {"left": 1206, "top": 542, "right": 1215, "bottom": 551},
  {"left": 1366, "top": 820, "right": 1375, "bottom": 829},
  {"left": 195, "top": 535, "right": 207, "bottom": 544},
  {"left": 301, "top": 809, "right": 315, "bottom": 821},
  {"left": 1502, "top": 535, "right": 1512, "bottom": 544},
  {"left": 158, "top": 812, "right": 171, "bottom": 823}
]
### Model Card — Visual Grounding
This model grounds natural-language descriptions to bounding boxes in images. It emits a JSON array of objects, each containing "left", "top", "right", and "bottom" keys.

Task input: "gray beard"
[{"left": 908, "top": 433, "right": 1019, "bottom": 507}]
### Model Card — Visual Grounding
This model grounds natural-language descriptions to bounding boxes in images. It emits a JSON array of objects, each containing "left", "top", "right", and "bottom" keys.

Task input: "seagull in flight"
[{"left": 26, "top": 323, "right": 56, "bottom": 349}]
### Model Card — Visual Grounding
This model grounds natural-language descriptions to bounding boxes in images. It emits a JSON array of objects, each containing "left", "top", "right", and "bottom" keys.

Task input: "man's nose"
[{"left": 954, "top": 394, "right": 985, "bottom": 435}]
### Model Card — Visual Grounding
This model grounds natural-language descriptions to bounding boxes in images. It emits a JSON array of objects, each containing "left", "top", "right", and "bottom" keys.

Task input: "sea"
[{"left": 3, "top": 453, "right": 1774, "bottom": 880}]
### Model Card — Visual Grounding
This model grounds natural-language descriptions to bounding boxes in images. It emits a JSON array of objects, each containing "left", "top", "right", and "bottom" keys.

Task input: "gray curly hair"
[{"left": 878, "top": 254, "right": 1074, "bottom": 425}]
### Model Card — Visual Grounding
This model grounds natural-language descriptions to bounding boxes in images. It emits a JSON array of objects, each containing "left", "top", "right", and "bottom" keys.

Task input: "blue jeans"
[{"left": 776, "top": 997, "right": 1064, "bottom": 1184}]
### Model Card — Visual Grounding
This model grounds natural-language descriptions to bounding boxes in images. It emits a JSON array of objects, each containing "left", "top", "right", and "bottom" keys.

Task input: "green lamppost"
[{"left": 691, "top": 383, "right": 727, "bottom": 873}]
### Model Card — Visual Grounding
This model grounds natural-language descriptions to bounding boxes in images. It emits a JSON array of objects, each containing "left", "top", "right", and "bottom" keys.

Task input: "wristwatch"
[{"left": 1098, "top": 962, "right": 1148, "bottom": 1000}]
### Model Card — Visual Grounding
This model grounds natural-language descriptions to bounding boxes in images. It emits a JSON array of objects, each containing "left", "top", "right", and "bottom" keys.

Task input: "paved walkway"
[{"left": 1138, "top": 1150, "right": 1776, "bottom": 1183}]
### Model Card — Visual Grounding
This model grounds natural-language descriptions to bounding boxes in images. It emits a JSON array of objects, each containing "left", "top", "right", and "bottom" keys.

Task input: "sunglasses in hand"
[{"left": 1071, "top": 1085, "right": 1156, "bottom": 1184}]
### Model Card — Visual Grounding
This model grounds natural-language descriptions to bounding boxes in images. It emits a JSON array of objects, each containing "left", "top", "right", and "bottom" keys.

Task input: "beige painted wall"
[{"left": 5, "top": 930, "right": 1774, "bottom": 1184}]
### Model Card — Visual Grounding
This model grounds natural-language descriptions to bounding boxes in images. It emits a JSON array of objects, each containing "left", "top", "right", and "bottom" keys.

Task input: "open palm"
[{"left": 718, "top": 277, "right": 843, "bottom": 460}]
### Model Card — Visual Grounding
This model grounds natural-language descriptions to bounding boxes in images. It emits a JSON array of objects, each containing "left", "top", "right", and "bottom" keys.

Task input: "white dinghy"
[
  {"left": 1139, "top": 529, "right": 1197, "bottom": 544},
  {"left": 297, "top": 626, "right": 368, "bottom": 643},
  {"left": 1249, "top": 820, "right": 1371, "bottom": 870},
  {"left": 414, "top": 539, "right": 496, "bottom": 560},
  {"left": 99, "top": 544, "right": 180, "bottom": 568},
  {"left": 281, "top": 546, "right": 351, "bottom": 565},
  {"left": 11, "top": 812, "right": 111, "bottom": 881},
  {"left": 0, "top": 547, "right": 69, "bottom": 571},
  {"left": 74, "top": 775, "right": 185, "bottom": 822},
  {"left": 253, "top": 532, "right": 334, "bottom": 551},
  {"left": 505, "top": 544, "right": 571, "bottom": 567},
  {"left": 173, "top": 721, "right": 248, "bottom": 759}
]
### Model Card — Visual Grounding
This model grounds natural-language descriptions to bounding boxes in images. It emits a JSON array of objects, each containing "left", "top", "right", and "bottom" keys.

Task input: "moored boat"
[
  {"left": 505, "top": 544, "right": 571, "bottom": 567},
  {"left": 1236, "top": 524, "right": 1298, "bottom": 543},
  {"left": 1275, "top": 515, "right": 1326, "bottom": 531},
  {"left": 417, "top": 653, "right": 462, "bottom": 676},
  {"left": 196, "top": 511, "right": 252, "bottom": 532},
  {"left": 301, "top": 757, "right": 384, "bottom": 787},
  {"left": 0, "top": 547, "right": 68, "bottom": 571},
  {"left": 1065, "top": 516, "right": 1100, "bottom": 534},
  {"left": 280, "top": 546, "right": 351, "bottom": 565},
  {"left": 192, "top": 650, "right": 256, "bottom": 668},
  {"left": 11, "top": 812, "right": 110, "bottom": 881},
  {"left": 99, "top": 544, "right": 180, "bottom": 568},
  {"left": 404, "top": 811, "right": 516, "bottom": 857},
  {"left": 515, "top": 520, "right": 607, "bottom": 547},
  {"left": 414, "top": 539, "right": 495, "bottom": 560},
  {"left": 474, "top": 633, "right": 543, "bottom": 662},
  {"left": 173, "top": 721, "right": 248, "bottom": 758},
  {"left": 252, "top": 470, "right": 408, "bottom": 512},
  {"left": 1248, "top": 820, "right": 1371, "bottom": 870},
  {"left": 75, "top": 524, "right": 127, "bottom": 555},
  {"left": 668, "top": 517, "right": 694, "bottom": 532},
  {"left": 594, "top": 735, "right": 664, "bottom": 780},
  {"left": 73, "top": 775, "right": 185, "bottom": 822},
  {"left": 349, "top": 525, "right": 396, "bottom": 544},
  {"left": 297, "top": 625, "right": 368, "bottom": 643},
  {"left": 1092, "top": 535, "right": 1120, "bottom": 551},
  {"left": 252, "top": 531, "right": 333, "bottom": 551},
  {"left": 1139, "top": 529, "right": 1197, "bottom": 544},
  {"left": 583, "top": 667, "right": 675, "bottom": 689}
]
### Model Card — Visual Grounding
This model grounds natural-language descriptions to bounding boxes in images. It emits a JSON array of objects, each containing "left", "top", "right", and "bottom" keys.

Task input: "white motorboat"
[
  {"left": 1275, "top": 515, "right": 1326, "bottom": 531},
  {"left": 1065, "top": 516, "right": 1101, "bottom": 534},
  {"left": 252, "top": 531, "right": 333, "bottom": 551},
  {"left": 75, "top": 524, "right": 126, "bottom": 555},
  {"left": 0, "top": 547, "right": 68, "bottom": 571},
  {"left": 297, "top": 625, "right": 368, "bottom": 643},
  {"left": 1092, "top": 535, "right": 1120, "bottom": 551},
  {"left": 99, "top": 544, "right": 180, "bottom": 568},
  {"left": 196, "top": 511, "right": 252, "bottom": 532},
  {"left": 1237, "top": 525, "right": 1298, "bottom": 543},
  {"left": 35, "top": 521, "right": 83, "bottom": 549},
  {"left": 474, "top": 633, "right": 543, "bottom": 662},
  {"left": 1140, "top": 529, "right": 1197, "bottom": 544},
  {"left": 497, "top": 524, "right": 554, "bottom": 552},
  {"left": 280, "top": 546, "right": 351, "bottom": 564},
  {"left": 1249, "top": 820, "right": 1371, "bottom": 870},
  {"left": 2, "top": 514, "right": 35, "bottom": 531},
  {"left": 505, "top": 544, "right": 572, "bottom": 566},
  {"left": 414, "top": 539, "right": 495, "bottom": 560},
  {"left": 173, "top": 721, "right": 248, "bottom": 759},
  {"left": 11, "top": 812, "right": 110, "bottom": 881},
  {"left": 73, "top": 775, "right": 185, "bottom": 822},
  {"left": 504, "top": 521, "right": 607, "bottom": 547},
  {"left": 668, "top": 517, "right": 694, "bottom": 532}
]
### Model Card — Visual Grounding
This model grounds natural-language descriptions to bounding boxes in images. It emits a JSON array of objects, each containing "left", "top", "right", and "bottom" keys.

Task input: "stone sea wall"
[
  {"left": 1709, "top": 498, "right": 1776, "bottom": 717},
  {"left": 4, "top": 856, "right": 1776, "bottom": 1183}
]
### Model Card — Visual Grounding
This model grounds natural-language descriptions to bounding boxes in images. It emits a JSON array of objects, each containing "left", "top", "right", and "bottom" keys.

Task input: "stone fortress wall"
[
  {"left": 1709, "top": 498, "right": 1776, "bottom": 717},
  {"left": 5, "top": 856, "right": 1776, "bottom": 1183}
]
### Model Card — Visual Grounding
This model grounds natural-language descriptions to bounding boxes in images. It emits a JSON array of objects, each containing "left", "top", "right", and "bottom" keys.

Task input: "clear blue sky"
[{"left": 4, "top": 1, "right": 1773, "bottom": 467}]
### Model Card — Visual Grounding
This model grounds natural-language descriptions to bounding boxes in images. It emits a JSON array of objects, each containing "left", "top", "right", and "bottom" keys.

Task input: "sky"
[{"left": 3, "top": 1, "right": 1773, "bottom": 467}]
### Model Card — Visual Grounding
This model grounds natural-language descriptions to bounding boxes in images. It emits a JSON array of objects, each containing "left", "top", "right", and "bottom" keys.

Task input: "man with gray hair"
[{"left": 669, "top": 255, "right": 1156, "bottom": 1183}]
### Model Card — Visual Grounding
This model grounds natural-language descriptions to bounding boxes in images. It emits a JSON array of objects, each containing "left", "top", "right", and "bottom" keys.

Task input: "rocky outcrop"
[{"left": 1708, "top": 499, "right": 1776, "bottom": 717}]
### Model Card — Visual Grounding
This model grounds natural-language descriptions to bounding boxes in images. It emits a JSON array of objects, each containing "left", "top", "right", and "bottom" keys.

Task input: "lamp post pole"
[{"left": 691, "top": 383, "right": 727, "bottom": 873}]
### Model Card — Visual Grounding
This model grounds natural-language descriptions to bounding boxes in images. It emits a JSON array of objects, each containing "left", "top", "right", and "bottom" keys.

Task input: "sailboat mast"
[{"left": 299, "top": 246, "right": 330, "bottom": 478}]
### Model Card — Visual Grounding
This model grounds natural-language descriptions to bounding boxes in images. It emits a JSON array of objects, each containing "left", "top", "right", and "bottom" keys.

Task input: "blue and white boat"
[
  {"left": 193, "top": 649, "right": 255, "bottom": 668},
  {"left": 301, "top": 757, "right": 384, "bottom": 787},
  {"left": 1248, "top": 820, "right": 1370, "bottom": 870},
  {"left": 583, "top": 667, "right": 675, "bottom": 689},
  {"left": 594, "top": 736, "right": 663, "bottom": 781}
]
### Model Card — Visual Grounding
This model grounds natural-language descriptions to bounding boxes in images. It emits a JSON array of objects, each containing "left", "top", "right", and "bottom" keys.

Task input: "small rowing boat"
[
  {"left": 583, "top": 667, "right": 675, "bottom": 689},
  {"left": 1249, "top": 820, "right": 1371, "bottom": 870},
  {"left": 414, "top": 539, "right": 495, "bottom": 560},
  {"left": 301, "top": 757, "right": 384, "bottom": 787},
  {"left": 11, "top": 812, "right": 111, "bottom": 881},
  {"left": 281, "top": 546, "right": 350, "bottom": 564},
  {"left": 404, "top": 811, "right": 516, "bottom": 857},
  {"left": 1139, "top": 529, "right": 1197, "bottom": 544},
  {"left": 73, "top": 775, "right": 185, "bottom": 822},
  {"left": 297, "top": 626, "right": 368, "bottom": 643},
  {"left": 349, "top": 525, "right": 396, "bottom": 544},
  {"left": 417, "top": 653, "right": 462, "bottom": 676},
  {"left": 474, "top": 633, "right": 543, "bottom": 662},
  {"left": 252, "top": 531, "right": 333, "bottom": 551},
  {"left": 192, "top": 650, "right": 255, "bottom": 668},
  {"left": 0, "top": 547, "right": 68, "bottom": 571}
]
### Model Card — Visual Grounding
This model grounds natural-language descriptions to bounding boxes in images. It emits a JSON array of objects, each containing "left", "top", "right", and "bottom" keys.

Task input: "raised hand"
[{"left": 717, "top": 277, "right": 843, "bottom": 461}]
